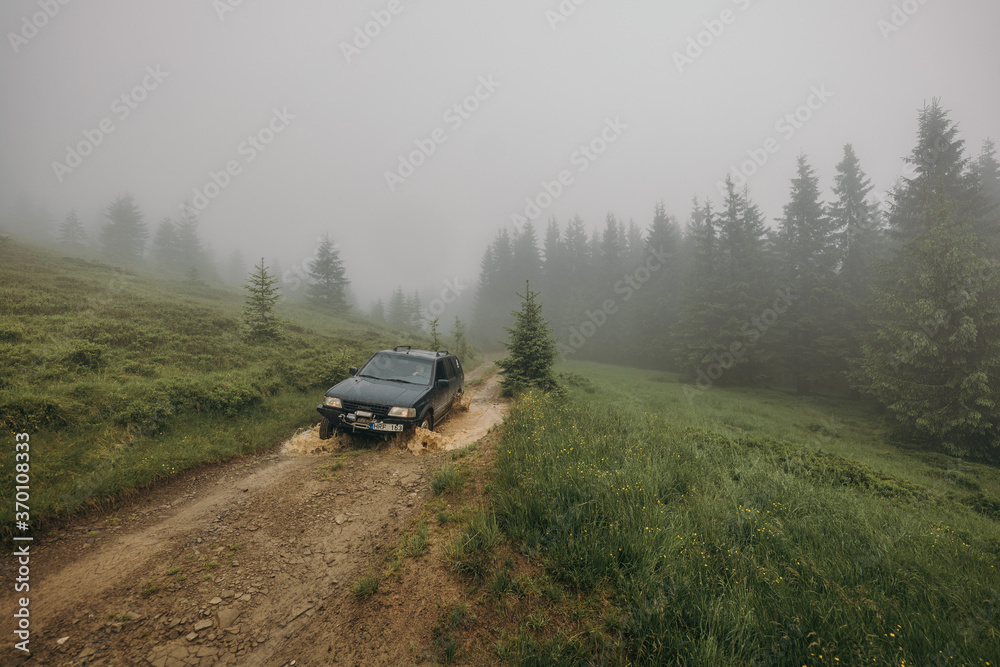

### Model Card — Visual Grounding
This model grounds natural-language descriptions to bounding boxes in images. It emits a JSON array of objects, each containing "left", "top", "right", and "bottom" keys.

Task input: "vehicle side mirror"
[
  {"left": 349, "top": 367, "right": 358, "bottom": 376},
  {"left": 437, "top": 378, "right": 449, "bottom": 389}
]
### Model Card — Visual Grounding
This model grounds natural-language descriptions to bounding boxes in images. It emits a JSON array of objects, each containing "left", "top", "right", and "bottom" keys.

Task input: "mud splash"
[
  {"left": 281, "top": 425, "right": 348, "bottom": 455},
  {"left": 283, "top": 366, "right": 506, "bottom": 457}
]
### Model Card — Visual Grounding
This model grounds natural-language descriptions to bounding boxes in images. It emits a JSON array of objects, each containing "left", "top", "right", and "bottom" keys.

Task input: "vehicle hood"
[{"left": 327, "top": 377, "right": 426, "bottom": 407}]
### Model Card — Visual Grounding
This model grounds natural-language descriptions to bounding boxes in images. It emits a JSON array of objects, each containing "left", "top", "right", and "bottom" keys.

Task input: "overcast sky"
[{"left": 2, "top": 0, "right": 998, "bottom": 305}]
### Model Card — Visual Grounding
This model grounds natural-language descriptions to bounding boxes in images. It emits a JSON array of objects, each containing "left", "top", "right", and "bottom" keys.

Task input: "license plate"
[{"left": 370, "top": 422, "right": 403, "bottom": 432}]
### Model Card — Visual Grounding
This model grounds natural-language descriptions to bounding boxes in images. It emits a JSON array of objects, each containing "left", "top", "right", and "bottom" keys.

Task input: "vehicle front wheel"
[
  {"left": 319, "top": 417, "right": 334, "bottom": 440},
  {"left": 418, "top": 414, "right": 434, "bottom": 431}
]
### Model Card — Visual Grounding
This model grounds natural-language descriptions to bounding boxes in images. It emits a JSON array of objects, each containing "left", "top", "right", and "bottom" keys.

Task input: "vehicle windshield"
[{"left": 357, "top": 354, "right": 432, "bottom": 385}]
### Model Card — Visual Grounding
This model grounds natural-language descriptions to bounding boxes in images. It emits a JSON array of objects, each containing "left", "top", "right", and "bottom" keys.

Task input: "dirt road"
[{"left": 6, "top": 364, "right": 506, "bottom": 666}]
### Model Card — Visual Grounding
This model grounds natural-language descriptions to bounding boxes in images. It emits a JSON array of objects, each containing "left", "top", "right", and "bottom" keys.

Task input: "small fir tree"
[
  {"left": 242, "top": 257, "right": 284, "bottom": 341},
  {"left": 305, "top": 234, "right": 350, "bottom": 312},
  {"left": 57, "top": 210, "right": 88, "bottom": 249},
  {"left": 451, "top": 316, "right": 470, "bottom": 364},
  {"left": 496, "top": 281, "right": 559, "bottom": 396},
  {"left": 429, "top": 317, "right": 442, "bottom": 350}
]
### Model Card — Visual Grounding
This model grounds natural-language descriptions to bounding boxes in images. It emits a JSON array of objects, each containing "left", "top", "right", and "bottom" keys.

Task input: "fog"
[{"left": 2, "top": 0, "right": 998, "bottom": 304}]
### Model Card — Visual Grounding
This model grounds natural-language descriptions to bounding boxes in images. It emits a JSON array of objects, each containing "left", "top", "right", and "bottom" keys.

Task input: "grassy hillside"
[
  {"left": 0, "top": 240, "right": 446, "bottom": 537},
  {"left": 486, "top": 362, "right": 1000, "bottom": 664}
]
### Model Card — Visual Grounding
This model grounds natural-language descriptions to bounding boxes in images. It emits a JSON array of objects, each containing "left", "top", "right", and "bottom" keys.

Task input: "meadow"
[
  {"left": 489, "top": 362, "right": 1000, "bottom": 665},
  {"left": 0, "top": 242, "right": 442, "bottom": 537}
]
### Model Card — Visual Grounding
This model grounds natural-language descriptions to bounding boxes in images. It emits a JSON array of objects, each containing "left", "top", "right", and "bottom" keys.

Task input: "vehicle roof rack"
[
  {"left": 392, "top": 346, "right": 411, "bottom": 352},
  {"left": 436, "top": 350, "right": 450, "bottom": 356}
]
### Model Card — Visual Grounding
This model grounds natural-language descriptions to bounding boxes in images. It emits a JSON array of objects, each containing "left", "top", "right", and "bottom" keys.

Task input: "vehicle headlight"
[
  {"left": 324, "top": 396, "right": 343, "bottom": 408},
  {"left": 388, "top": 407, "right": 415, "bottom": 418}
]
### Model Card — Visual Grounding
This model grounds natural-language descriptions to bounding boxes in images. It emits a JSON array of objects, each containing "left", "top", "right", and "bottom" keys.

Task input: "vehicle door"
[{"left": 432, "top": 359, "right": 452, "bottom": 416}]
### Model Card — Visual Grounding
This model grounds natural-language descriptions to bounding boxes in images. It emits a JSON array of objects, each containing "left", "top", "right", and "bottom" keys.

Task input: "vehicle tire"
[
  {"left": 419, "top": 413, "right": 434, "bottom": 431},
  {"left": 319, "top": 417, "right": 333, "bottom": 440}
]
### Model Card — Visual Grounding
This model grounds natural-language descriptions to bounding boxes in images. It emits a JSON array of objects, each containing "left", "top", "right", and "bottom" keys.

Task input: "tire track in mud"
[{"left": 3, "top": 363, "right": 505, "bottom": 666}]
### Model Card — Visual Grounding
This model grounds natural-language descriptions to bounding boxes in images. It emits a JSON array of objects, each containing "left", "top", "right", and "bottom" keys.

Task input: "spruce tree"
[
  {"left": 429, "top": 318, "right": 442, "bottom": 350},
  {"left": 101, "top": 194, "right": 147, "bottom": 262},
  {"left": 151, "top": 217, "right": 181, "bottom": 269},
  {"left": 305, "top": 234, "right": 350, "bottom": 312},
  {"left": 57, "top": 210, "right": 87, "bottom": 249},
  {"left": 226, "top": 249, "right": 247, "bottom": 285},
  {"left": 175, "top": 209, "right": 203, "bottom": 266},
  {"left": 854, "top": 198, "right": 1000, "bottom": 457},
  {"left": 241, "top": 258, "right": 284, "bottom": 341},
  {"left": 831, "top": 144, "right": 880, "bottom": 294},
  {"left": 496, "top": 281, "right": 559, "bottom": 396},
  {"left": 772, "top": 155, "right": 840, "bottom": 393},
  {"left": 971, "top": 139, "right": 1000, "bottom": 257},
  {"left": 451, "top": 316, "right": 470, "bottom": 364},
  {"left": 387, "top": 287, "right": 408, "bottom": 328},
  {"left": 369, "top": 299, "right": 386, "bottom": 322}
]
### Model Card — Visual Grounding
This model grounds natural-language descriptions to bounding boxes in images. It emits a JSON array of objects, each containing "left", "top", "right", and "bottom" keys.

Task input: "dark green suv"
[{"left": 316, "top": 347, "right": 465, "bottom": 438}]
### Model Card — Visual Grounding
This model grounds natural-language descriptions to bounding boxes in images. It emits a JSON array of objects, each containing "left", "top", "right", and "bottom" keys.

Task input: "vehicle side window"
[{"left": 435, "top": 360, "right": 447, "bottom": 381}]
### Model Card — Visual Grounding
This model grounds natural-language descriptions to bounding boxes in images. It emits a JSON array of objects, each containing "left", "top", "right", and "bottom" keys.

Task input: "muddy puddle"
[{"left": 282, "top": 372, "right": 506, "bottom": 457}]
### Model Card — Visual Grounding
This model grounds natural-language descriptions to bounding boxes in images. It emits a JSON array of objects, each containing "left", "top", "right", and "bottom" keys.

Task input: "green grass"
[
  {"left": 431, "top": 465, "right": 466, "bottom": 494},
  {"left": 490, "top": 361, "right": 1000, "bottom": 665},
  {"left": 0, "top": 241, "right": 453, "bottom": 539}
]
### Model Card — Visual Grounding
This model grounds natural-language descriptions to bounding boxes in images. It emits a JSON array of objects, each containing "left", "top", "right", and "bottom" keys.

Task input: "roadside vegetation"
[
  {"left": 0, "top": 242, "right": 456, "bottom": 539},
  {"left": 485, "top": 361, "right": 1000, "bottom": 664}
]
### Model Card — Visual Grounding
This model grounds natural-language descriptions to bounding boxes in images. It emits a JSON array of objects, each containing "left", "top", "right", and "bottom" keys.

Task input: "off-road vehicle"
[{"left": 316, "top": 346, "right": 464, "bottom": 437}]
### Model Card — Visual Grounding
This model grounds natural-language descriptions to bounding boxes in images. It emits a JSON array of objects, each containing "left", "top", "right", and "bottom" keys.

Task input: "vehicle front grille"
[{"left": 341, "top": 400, "right": 391, "bottom": 418}]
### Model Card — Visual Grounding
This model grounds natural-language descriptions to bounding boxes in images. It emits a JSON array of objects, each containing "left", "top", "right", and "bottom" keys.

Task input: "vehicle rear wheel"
[
  {"left": 419, "top": 413, "right": 433, "bottom": 431},
  {"left": 319, "top": 417, "right": 333, "bottom": 440}
]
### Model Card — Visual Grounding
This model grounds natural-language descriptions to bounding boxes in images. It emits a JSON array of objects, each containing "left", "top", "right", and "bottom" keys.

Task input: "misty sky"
[{"left": 2, "top": 0, "right": 998, "bottom": 305}]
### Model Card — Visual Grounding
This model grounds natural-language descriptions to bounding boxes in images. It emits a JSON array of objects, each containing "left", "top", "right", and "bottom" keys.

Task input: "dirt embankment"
[{"left": 3, "top": 363, "right": 506, "bottom": 666}]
